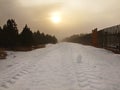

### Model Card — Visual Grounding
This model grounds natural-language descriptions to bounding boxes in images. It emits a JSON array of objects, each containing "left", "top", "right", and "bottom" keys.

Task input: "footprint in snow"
[
  {"left": 12, "top": 76, "right": 19, "bottom": 80},
  {"left": 1, "top": 83, "right": 9, "bottom": 88},
  {"left": 77, "top": 55, "right": 82, "bottom": 64},
  {"left": 7, "top": 79, "right": 15, "bottom": 84},
  {"left": 7, "top": 65, "right": 13, "bottom": 68}
]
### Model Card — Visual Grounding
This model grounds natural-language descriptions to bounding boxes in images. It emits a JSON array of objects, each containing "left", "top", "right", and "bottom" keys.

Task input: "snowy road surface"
[{"left": 0, "top": 43, "right": 120, "bottom": 90}]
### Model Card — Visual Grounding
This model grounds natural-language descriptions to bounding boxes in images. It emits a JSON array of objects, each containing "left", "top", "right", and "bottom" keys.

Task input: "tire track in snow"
[
  {"left": 70, "top": 45, "right": 120, "bottom": 90},
  {"left": 72, "top": 51, "right": 105, "bottom": 90},
  {"left": 71, "top": 53, "right": 91, "bottom": 90},
  {"left": 70, "top": 46, "right": 105, "bottom": 90},
  {"left": 0, "top": 44, "right": 62, "bottom": 90},
  {"left": 1, "top": 43, "right": 120, "bottom": 90}
]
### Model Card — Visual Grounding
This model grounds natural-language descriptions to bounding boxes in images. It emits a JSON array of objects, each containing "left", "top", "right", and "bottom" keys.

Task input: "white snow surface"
[{"left": 0, "top": 42, "right": 120, "bottom": 90}]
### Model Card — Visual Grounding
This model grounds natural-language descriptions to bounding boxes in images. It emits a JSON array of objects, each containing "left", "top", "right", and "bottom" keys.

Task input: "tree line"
[
  {"left": 0, "top": 19, "right": 57, "bottom": 48},
  {"left": 63, "top": 34, "right": 91, "bottom": 45}
]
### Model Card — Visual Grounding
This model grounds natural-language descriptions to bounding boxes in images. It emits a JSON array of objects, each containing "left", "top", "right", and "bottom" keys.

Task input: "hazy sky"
[{"left": 0, "top": 0, "right": 120, "bottom": 40}]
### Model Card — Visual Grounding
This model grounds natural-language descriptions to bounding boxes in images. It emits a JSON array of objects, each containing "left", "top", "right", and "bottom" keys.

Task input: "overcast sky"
[{"left": 0, "top": 0, "right": 120, "bottom": 40}]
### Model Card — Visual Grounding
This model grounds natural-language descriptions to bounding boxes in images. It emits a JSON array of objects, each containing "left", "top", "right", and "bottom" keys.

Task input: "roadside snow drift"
[{"left": 0, "top": 42, "right": 120, "bottom": 90}]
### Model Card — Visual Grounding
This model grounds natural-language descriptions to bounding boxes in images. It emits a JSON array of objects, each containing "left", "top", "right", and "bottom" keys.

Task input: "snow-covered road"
[{"left": 0, "top": 43, "right": 120, "bottom": 90}]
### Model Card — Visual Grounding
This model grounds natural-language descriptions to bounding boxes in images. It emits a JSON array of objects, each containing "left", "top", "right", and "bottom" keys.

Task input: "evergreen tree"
[
  {"left": 33, "top": 31, "right": 58, "bottom": 45},
  {"left": 0, "top": 19, "right": 58, "bottom": 49},
  {"left": 52, "top": 36, "right": 58, "bottom": 44},
  {"left": 33, "top": 31, "right": 41, "bottom": 45},
  {"left": 19, "top": 25, "right": 33, "bottom": 46},
  {"left": 2, "top": 19, "right": 18, "bottom": 47},
  {"left": 0, "top": 26, "right": 3, "bottom": 46}
]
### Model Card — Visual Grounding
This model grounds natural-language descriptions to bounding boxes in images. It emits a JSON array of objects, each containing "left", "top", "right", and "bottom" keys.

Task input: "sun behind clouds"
[{"left": 50, "top": 11, "right": 61, "bottom": 24}]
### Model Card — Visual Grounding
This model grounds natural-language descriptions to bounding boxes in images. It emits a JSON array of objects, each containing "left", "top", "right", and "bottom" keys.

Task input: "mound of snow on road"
[{"left": 0, "top": 42, "right": 120, "bottom": 90}]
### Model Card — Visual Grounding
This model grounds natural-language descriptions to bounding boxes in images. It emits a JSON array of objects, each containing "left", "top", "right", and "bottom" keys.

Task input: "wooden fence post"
[{"left": 92, "top": 28, "right": 98, "bottom": 47}]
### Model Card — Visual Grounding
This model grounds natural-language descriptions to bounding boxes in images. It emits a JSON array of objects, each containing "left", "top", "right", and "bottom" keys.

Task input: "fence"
[{"left": 92, "top": 25, "right": 120, "bottom": 53}]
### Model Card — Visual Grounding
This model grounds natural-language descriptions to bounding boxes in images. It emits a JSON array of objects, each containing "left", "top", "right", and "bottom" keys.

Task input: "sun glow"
[
  {"left": 50, "top": 12, "right": 61, "bottom": 24},
  {"left": 51, "top": 16, "right": 61, "bottom": 23}
]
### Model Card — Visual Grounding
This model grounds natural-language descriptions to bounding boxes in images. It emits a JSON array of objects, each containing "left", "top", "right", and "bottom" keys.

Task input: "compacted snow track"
[{"left": 0, "top": 43, "right": 120, "bottom": 90}]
